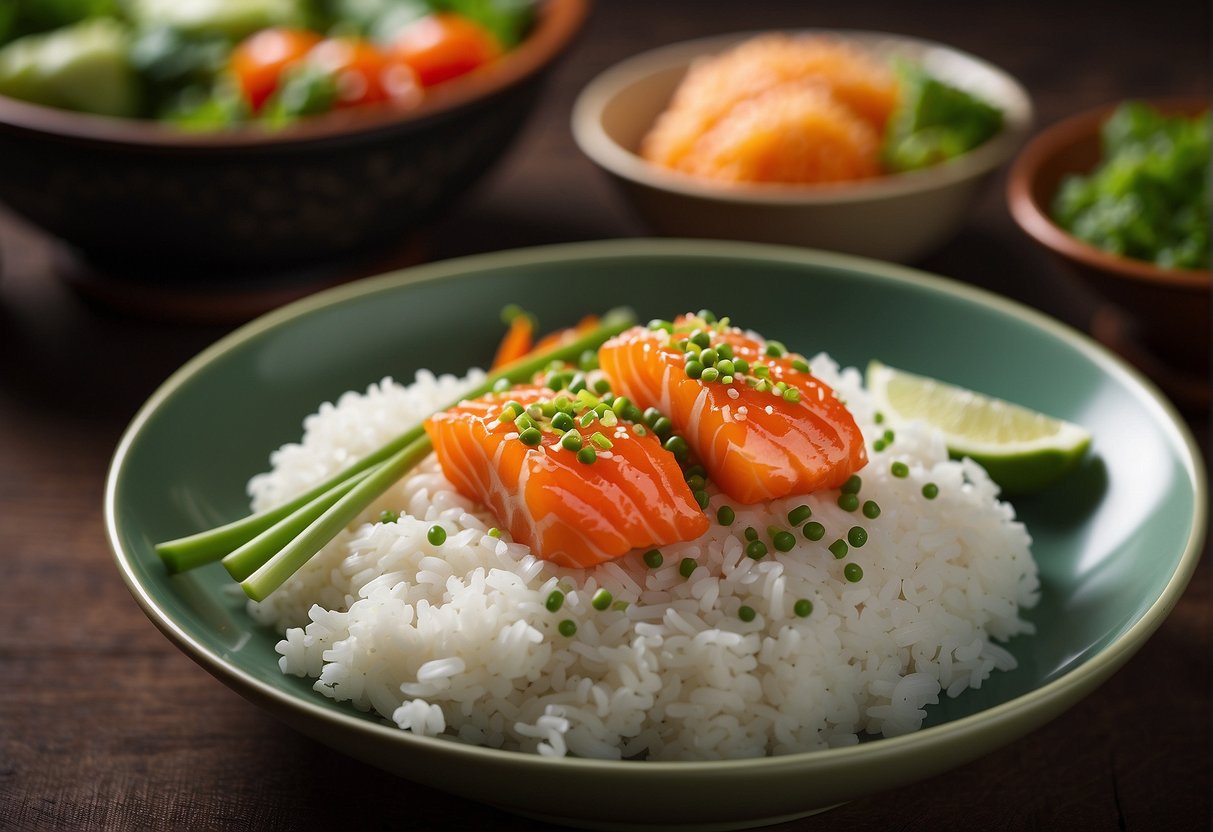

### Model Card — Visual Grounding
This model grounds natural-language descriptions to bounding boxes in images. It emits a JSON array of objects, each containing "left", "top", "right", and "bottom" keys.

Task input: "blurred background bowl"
[
  {"left": 1006, "top": 97, "right": 1210, "bottom": 406},
  {"left": 0, "top": 0, "right": 588, "bottom": 278},
  {"left": 571, "top": 30, "right": 1032, "bottom": 264}
]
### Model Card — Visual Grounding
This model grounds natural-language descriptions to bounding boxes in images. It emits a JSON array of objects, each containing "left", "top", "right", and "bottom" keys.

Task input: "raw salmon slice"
[
  {"left": 425, "top": 385, "right": 709, "bottom": 568},
  {"left": 599, "top": 316, "right": 867, "bottom": 503}
]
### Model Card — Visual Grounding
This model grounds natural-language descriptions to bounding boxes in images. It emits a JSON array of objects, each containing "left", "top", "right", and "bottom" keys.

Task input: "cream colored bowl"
[{"left": 572, "top": 31, "right": 1033, "bottom": 262}]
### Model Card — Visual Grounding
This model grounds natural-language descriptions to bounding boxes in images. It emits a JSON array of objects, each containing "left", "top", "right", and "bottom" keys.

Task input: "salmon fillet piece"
[
  {"left": 425, "top": 385, "right": 709, "bottom": 568},
  {"left": 599, "top": 317, "right": 867, "bottom": 504}
]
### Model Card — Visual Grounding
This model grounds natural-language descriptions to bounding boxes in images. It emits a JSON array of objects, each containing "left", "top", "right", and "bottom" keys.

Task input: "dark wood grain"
[{"left": 1, "top": 1, "right": 1209, "bottom": 830}]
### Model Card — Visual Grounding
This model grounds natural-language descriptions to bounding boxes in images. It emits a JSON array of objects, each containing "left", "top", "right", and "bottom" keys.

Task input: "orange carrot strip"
[{"left": 491, "top": 314, "right": 535, "bottom": 370}]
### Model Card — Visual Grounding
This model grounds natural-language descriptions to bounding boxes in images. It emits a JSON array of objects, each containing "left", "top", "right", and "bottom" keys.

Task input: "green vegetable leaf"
[
  {"left": 1051, "top": 101, "right": 1210, "bottom": 270},
  {"left": 431, "top": 0, "right": 535, "bottom": 47},
  {"left": 883, "top": 62, "right": 1003, "bottom": 172}
]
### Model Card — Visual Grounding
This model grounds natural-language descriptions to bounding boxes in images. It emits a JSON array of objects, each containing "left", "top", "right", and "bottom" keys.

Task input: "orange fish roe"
[{"left": 640, "top": 34, "right": 899, "bottom": 184}]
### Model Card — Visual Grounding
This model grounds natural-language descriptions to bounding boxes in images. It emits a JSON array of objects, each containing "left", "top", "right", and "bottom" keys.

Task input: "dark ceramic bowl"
[
  {"left": 1006, "top": 98, "right": 1210, "bottom": 395},
  {"left": 0, "top": 0, "right": 587, "bottom": 275}
]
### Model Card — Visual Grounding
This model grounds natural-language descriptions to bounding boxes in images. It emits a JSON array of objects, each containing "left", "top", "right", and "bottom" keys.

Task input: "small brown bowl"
[
  {"left": 0, "top": 0, "right": 587, "bottom": 277},
  {"left": 1007, "top": 98, "right": 1210, "bottom": 396}
]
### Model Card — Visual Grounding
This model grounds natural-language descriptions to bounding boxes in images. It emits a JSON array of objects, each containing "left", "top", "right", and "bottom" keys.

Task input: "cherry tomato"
[
  {"left": 230, "top": 27, "right": 323, "bottom": 112},
  {"left": 389, "top": 13, "right": 501, "bottom": 88},
  {"left": 307, "top": 37, "right": 422, "bottom": 109}
]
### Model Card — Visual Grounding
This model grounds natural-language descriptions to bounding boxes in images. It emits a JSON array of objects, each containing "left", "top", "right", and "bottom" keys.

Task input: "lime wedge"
[{"left": 866, "top": 361, "right": 1092, "bottom": 494}]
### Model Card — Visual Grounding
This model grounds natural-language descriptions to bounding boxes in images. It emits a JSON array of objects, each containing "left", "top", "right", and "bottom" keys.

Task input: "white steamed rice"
[{"left": 247, "top": 354, "right": 1038, "bottom": 760}]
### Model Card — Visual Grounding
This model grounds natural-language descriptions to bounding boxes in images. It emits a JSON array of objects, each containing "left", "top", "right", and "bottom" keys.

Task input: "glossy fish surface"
[
  {"left": 599, "top": 316, "right": 867, "bottom": 503},
  {"left": 425, "top": 384, "right": 709, "bottom": 567}
]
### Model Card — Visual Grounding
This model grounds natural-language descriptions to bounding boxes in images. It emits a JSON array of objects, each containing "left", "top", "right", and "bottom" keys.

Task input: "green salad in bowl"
[{"left": 0, "top": 0, "right": 538, "bottom": 128}]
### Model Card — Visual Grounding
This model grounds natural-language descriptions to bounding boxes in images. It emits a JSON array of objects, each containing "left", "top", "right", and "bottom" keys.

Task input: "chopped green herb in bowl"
[{"left": 1050, "top": 101, "right": 1210, "bottom": 270}]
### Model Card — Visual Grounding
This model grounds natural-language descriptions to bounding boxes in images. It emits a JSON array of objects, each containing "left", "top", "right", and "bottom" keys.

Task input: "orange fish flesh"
[
  {"left": 598, "top": 316, "right": 867, "bottom": 504},
  {"left": 425, "top": 384, "right": 710, "bottom": 568}
]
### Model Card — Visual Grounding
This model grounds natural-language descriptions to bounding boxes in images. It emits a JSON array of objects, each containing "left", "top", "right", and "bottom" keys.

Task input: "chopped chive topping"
[
  {"left": 783, "top": 387, "right": 801, "bottom": 403},
  {"left": 844, "top": 563, "right": 864, "bottom": 582},
  {"left": 922, "top": 483, "right": 939, "bottom": 499},
  {"left": 787, "top": 505, "right": 812, "bottom": 525},
  {"left": 611, "top": 599, "right": 630, "bottom": 611},
  {"left": 744, "top": 526, "right": 759, "bottom": 542},
  {"left": 561, "top": 431, "right": 583, "bottom": 452},
  {"left": 753, "top": 364, "right": 770, "bottom": 378},
  {"left": 717, "top": 505, "right": 736, "bottom": 526},
  {"left": 663, "top": 436, "right": 689, "bottom": 462},
  {"left": 746, "top": 540, "right": 768, "bottom": 560},
  {"left": 545, "top": 590, "right": 565, "bottom": 612},
  {"left": 558, "top": 619, "right": 577, "bottom": 637},
  {"left": 838, "top": 493, "right": 860, "bottom": 512},
  {"left": 649, "top": 318, "right": 673, "bottom": 332},
  {"left": 803, "top": 521, "right": 825, "bottom": 541},
  {"left": 791, "top": 358, "right": 810, "bottom": 373},
  {"left": 577, "top": 446, "right": 597, "bottom": 465},
  {"left": 378, "top": 510, "right": 399, "bottom": 524},
  {"left": 551, "top": 411, "right": 574, "bottom": 431},
  {"left": 590, "top": 432, "right": 613, "bottom": 450},
  {"left": 793, "top": 598, "right": 813, "bottom": 618},
  {"left": 891, "top": 461, "right": 909, "bottom": 478},
  {"left": 579, "top": 350, "right": 599, "bottom": 372},
  {"left": 841, "top": 475, "right": 862, "bottom": 494},
  {"left": 593, "top": 378, "right": 612, "bottom": 394},
  {"left": 579, "top": 411, "right": 596, "bottom": 428},
  {"left": 697, "top": 309, "right": 717, "bottom": 324},
  {"left": 738, "top": 605, "right": 756, "bottom": 622},
  {"left": 591, "top": 588, "right": 613, "bottom": 610},
  {"left": 492, "top": 377, "right": 512, "bottom": 393},
  {"left": 772, "top": 531, "right": 797, "bottom": 552},
  {"left": 765, "top": 340, "right": 787, "bottom": 358},
  {"left": 693, "top": 490, "right": 710, "bottom": 509},
  {"left": 642, "top": 549, "right": 663, "bottom": 568},
  {"left": 862, "top": 500, "right": 881, "bottom": 519},
  {"left": 599, "top": 410, "right": 619, "bottom": 428},
  {"left": 732, "top": 358, "right": 749, "bottom": 374},
  {"left": 847, "top": 526, "right": 868, "bottom": 548},
  {"left": 679, "top": 557, "right": 698, "bottom": 578},
  {"left": 518, "top": 426, "right": 543, "bottom": 446},
  {"left": 829, "top": 539, "right": 848, "bottom": 559},
  {"left": 633, "top": 424, "right": 648, "bottom": 436},
  {"left": 427, "top": 525, "right": 447, "bottom": 546},
  {"left": 487, "top": 527, "right": 502, "bottom": 538}
]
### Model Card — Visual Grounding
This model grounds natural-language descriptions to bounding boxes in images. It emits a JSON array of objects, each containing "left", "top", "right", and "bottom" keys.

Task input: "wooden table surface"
[{"left": 1, "top": 1, "right": 1208, "bottom": 829}]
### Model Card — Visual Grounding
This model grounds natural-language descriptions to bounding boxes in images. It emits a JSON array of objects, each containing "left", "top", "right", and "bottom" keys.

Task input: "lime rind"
[{"left": 866, "top": 360, "right": 1092, "bottom": 494}]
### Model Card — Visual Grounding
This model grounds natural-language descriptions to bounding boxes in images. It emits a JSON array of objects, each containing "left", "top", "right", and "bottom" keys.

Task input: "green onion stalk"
[{"left": 156, "top": 308, "right": 637, "bottom": 601}]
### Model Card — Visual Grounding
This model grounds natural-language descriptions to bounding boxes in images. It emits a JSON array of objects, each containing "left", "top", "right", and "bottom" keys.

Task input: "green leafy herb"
[{"left": 1051, "top": 101, "right": 1210, "bottom": 269}]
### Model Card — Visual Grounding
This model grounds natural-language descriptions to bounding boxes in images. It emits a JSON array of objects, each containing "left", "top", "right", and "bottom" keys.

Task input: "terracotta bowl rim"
[
  {"left": 0, "top": 0, "right": 588, "bottom": 150},
  {"left": 1006, "top": 95, "right": 1211, "bottom": 290},
  {"left": 571, "top": 29, "right": 1034, "bottom": 207}
]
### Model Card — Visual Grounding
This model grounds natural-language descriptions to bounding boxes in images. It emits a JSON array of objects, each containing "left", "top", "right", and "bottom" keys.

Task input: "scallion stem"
[{"left": 241, "top": 434, "right": 433, "bottom": 601}]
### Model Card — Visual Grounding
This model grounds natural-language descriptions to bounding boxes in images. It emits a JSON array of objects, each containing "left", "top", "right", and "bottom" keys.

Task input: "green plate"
[{"left": 106, "top": 240, "right": 1206, "bottom": 831}]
